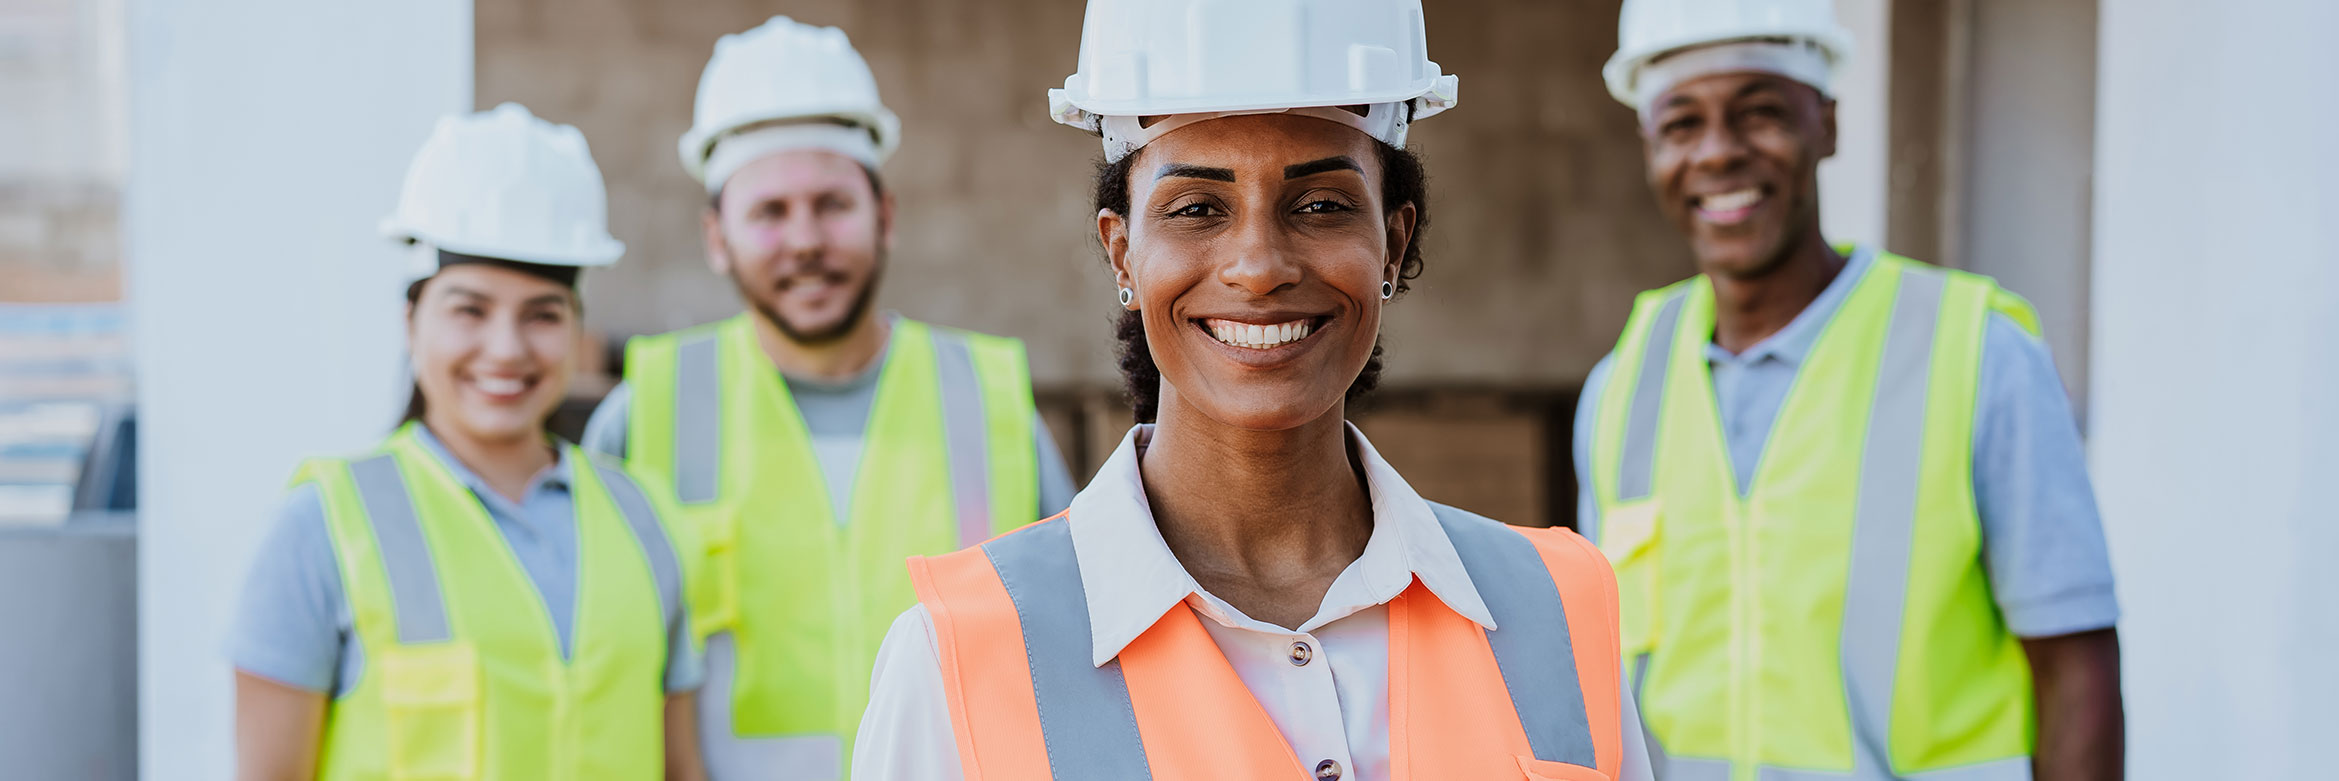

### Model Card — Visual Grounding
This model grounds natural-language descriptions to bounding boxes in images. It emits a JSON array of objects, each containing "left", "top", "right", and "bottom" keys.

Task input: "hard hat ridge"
[
  {"left": 680, "top": 16, "right": 901, "bottom": 188},
  {"left": 380, "top": 102, "right": 625, "bottom": 283},
  {"left": 1048, "top": 0, "right": 1460, "bottom": 161},
  {"left": 1604, "top": 0, "right": 1852, "bottom": 111}
]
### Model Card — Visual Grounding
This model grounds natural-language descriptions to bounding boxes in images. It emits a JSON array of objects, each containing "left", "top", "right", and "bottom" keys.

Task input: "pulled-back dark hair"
[{"left": 1098, "top": 140, "right": 1431, "bottom": 423}]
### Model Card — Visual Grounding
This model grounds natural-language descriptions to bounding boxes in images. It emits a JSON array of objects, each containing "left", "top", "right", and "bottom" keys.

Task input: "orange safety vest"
[{"left": 907, "top": 504, "right": 1626, "bottom": 781}]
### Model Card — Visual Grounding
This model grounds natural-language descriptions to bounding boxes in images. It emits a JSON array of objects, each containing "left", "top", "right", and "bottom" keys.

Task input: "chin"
[{"left": 453, "top": 413, "right": 545, "bottom": 444}]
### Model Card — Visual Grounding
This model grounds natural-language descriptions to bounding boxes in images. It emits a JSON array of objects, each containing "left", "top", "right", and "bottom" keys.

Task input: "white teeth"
[
  {"left": 474, "top": 376, "right": 526, "bottom": 395},
  {"left": 1700, "top": 189, "right": 1762, "bottom": 212},
  {"left": 1204, "top": 318, "right": 1314, "bottom": 349}
]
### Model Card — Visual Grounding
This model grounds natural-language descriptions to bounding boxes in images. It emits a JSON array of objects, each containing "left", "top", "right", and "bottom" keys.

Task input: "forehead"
[
  {"left": 720, "top": 148, "right": 871, "bottom": 203},
  {"left": 427, "top": 264, "right": 574, "bottom": 300},
  {"left": 1135, "top": 114, "right": 1380, "bottom": 182},
  {"left": 1654, "top": 70, "right": 1813, "bottom": 109}
]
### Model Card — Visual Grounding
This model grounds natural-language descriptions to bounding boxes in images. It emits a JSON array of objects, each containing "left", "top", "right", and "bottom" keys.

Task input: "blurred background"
[{"left": 2, "top": 0, "right": 2332, "bottom": 778}]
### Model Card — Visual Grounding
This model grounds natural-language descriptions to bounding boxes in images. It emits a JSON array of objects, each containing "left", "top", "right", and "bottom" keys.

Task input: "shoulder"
[
  {"left": 1428, "top": 503, "right": 1608, "bottom": 572},
  {"left": 915, "top": 319, "right": 1028, "bottom": 352}
]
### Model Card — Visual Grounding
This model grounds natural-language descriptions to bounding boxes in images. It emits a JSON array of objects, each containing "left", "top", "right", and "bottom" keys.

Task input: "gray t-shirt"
[
  {"left": 1572, "top": 248, "right": 2120, "bottom": 639},
  {"left": 579, "top": 349, "right": 1076, "bottom": 525},
  {"left": 230, "top": 426, "right": 703, "bottom": 696}
]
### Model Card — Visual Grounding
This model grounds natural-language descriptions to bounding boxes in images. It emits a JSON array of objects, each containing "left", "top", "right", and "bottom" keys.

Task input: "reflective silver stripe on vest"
[
  {"left": 348, "top": 454, "right": 450, "bottom": 644},
  {"left": 673, "top": 332, "right": 722, "bottom": 504},
  {"left": 931, "top": 329, "right": 994, "bottom": 549},
  {"left": 1430, "top": 503, "right": 1598, "bottom": 768},
  {"left": 980, "top": 518, "right": 1151, "bottom": 779},
  {"left": 1837, "top": 266, "right": 1947, "bottom": 779},
  {"left": 597, "top": 464, "right": 684, "bottom": 624},
  {"left": 1617, "top": 292, "right": 1688, "bottom": 503}
]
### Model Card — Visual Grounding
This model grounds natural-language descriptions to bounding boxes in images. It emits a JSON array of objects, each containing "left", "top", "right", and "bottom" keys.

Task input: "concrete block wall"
[{"left": 474, "top": 0, "right": 1693, "bottom": 389}]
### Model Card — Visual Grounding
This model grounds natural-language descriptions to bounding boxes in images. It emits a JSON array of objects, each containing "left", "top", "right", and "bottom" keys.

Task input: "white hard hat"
[
  {"left": 1603, "top": 0, "right": 1852, "bottom": 108},
  {"left": 379, "top": 103, "right": 625, "bottom": 280},
  {"left": 1049, "top": 0, "right": 1459, "bottom": 162},
  {"left": 679, "top": 16, "right": 901, "bottom": 188}
]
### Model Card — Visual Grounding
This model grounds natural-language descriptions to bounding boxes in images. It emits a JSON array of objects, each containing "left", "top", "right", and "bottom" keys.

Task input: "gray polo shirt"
[
  {"left": 230, "top": 426, "right": 703, "bottom": 696},
  {"left": 1572, "top": 248, "right": 2120, "bottom": 639}
]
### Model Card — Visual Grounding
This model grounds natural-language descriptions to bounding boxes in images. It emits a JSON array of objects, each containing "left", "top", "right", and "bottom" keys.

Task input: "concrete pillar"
[
  {"left": 1818, "top": 0, "right": 1891, "bottom": 247},
  {"left": 124, "top": 0, "right": 470, "bottom": 776},
  {"left": 2090, "top": 1, "right": 2339, "bottom": 777}
]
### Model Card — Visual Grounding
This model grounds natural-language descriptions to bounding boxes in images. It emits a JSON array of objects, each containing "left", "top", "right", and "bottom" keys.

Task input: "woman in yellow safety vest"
[
  {"left": 229, "top": 104, "right": 706, "bottom": 780},
  {"left": 850, "top": 3, "right": 1651, "bottom": 780}
]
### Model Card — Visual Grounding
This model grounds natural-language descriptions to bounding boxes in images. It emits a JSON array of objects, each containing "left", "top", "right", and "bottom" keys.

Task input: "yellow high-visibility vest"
[
  {"left": 1590, "top": 251, "right": 2043, "bottom": 781},
  {"left": 622, "top": 314, "right": 1038, "bottom": 766},
  {"left": 304, "top": 424, "right": 683, "bottom": 780}
]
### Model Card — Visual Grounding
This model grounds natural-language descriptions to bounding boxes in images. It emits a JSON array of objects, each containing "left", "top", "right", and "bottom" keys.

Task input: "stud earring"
[
  {"left": 1118, "top": 287, "right": 1135, "bottom": 307},
  {"left": 1381, "top": 280, "right": 1396, "bottom": 300}
]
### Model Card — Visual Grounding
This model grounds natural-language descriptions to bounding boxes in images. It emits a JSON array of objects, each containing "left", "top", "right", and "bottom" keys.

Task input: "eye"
[
  {"left": 816, "top": 194, "right": 851, "bottom": 214},
  {"left": 528, "top": 309, "right": 566, "bottom": 324},
  {"left": 1660, "top": 116, "right": 1699, "bottom": 138},
  {"left": 454, "top": 305, "right": 486, "bottom": 318},
  {"left": 1169, "top": 201, "right": 1219, "bottom": 218},
  {"left": 1296, "top": 199, "right": 1352, "bottom": 214}
]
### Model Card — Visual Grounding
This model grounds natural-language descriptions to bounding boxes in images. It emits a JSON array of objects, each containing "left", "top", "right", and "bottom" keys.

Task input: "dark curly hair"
[{"left": 1098, "top": 139, "right": 1430, "bottom": 423}]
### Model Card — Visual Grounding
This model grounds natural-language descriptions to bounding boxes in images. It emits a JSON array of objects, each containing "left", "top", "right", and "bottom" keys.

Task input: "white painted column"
[
  {"left": 1817, "top": 0, "right": 1891, "bottom": 246},
  {"left": 2090, "top": 1, "right": 2339, "bottom": 777},
  {"left": 125, "top": 1, "right": 469, "bottom": 777}
]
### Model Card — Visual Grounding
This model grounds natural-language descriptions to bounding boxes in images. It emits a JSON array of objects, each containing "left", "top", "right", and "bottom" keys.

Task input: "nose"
[
  {"left": 480, "top": 315, "right": 530, "bottom": 363},
  {"left": 1688, "top": 121, "right": 1751, "bottom": 174},
  {"left": 1216, "top": 212, "right": 1303, "bottom": 297},
  {"left": 773, "top": 208, "right": 828, "bottom": 263}
]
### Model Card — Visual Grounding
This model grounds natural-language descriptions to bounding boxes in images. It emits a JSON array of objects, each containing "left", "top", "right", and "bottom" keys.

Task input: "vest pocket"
[
  {"left": 1515, "top": 756, "right": 1610, "bottom": 781},
  {"left": 380, "top": 642, "right": 481, "bottom": 781},
  {"left": 1598, "top": 499, "right": 1660, "bottom": 565},
  {"left": 693, "top": 514, "right": 739, "bottom": 635}
]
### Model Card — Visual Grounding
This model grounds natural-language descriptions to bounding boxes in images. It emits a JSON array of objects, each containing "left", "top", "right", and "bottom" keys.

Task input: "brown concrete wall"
[{"left": 474, "top": 0, "right": 1693, "bottom": 388}]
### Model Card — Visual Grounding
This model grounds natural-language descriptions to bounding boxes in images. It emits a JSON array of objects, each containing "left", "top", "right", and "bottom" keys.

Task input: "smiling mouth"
[
  {"left": 1692, "top": 187, "right": 1767, "bottom": 225},
  {"left": 1198, "top": 317, "right": 1322, "bottom": 350},
  {"left": 467, "top": 374, "right": 538, "bottom": 402}
]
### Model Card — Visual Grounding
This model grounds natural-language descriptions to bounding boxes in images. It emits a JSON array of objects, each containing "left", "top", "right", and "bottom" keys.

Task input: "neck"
[
  {"left": 1707, "top": 230, "right": 1846, "bottom": 355},
  {"left": 1139, "top": 389, "right": 1374, "bottom": 628},
  {"left": 750, "top": 310, "right": 888, "bottom": 381},
  {"left": 419, "top": 417, "right": 553, "bottom": 504}
]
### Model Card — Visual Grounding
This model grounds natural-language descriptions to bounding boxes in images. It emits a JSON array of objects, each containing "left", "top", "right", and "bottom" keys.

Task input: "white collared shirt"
[{"left": 852, "top": 424, "right": 1653, "bottom": 781}]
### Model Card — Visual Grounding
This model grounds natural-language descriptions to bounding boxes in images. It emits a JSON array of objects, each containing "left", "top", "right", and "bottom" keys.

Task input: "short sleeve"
[
  {"left": 851, "top": 605, "right": 966, "bottom": 781},
  {"left": 1972, "top": 315, "right": 2120, "bottom": 638},
  {"left": 229, "top": 483, "right": 351, "bottom": 693},
  {"left": 1573, "top": 354, "right": 1617, "bottom": 544},
  {"left": 581, "top": 382, "right": 632, "bottom": 460}
]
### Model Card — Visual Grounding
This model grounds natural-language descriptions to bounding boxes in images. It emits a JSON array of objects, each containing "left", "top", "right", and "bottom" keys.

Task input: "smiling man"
[
  {"left": 580, "top": 17, "right": 1073, "bottom": 781},
  {"left": 1571, "top": 1, "right": 2125, "bottom": 780}
]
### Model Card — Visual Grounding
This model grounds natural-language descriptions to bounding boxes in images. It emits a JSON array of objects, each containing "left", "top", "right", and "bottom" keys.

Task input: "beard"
[{"left": 727, "top": 254, "right": 884, "bottom": 346}]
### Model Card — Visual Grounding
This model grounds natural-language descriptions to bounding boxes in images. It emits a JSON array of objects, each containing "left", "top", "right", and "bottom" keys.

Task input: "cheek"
[{"left": 408, "top": 321, "right": 468, "bottom": 375}]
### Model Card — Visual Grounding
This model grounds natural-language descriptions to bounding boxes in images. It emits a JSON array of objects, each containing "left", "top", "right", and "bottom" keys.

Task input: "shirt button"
[
  {"left": 1289, "top": 640, "right": 1313, "bottom": 667},
  {"left": 1315, "top": 759, "right": 1343, "bottom": 779}
]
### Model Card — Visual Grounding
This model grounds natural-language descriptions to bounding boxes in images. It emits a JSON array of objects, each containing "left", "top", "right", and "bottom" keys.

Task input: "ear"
[
  {"left": 1099, "top": 208, "right": 1135, "bottom": 308},
  {"left": 1818, "top": 97, "right": 1839, "bottom": 160},
  {"left": 1383, "top": 201, "right": 1417, "bottom": 290},
  {"left": 701, "top": 207, "right": 732, "bottom": 275}
]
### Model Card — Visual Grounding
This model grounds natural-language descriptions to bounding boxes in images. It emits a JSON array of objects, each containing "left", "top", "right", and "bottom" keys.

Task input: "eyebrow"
[
  {"left": 1284, "top": 156, "right": 1361, "bottom": 180},
  {"left": 1156, "top": 163, "right": 1235, "bottom": 182},
  {"left": 436, "top": 287, "right": 571, "bottom": 308}
]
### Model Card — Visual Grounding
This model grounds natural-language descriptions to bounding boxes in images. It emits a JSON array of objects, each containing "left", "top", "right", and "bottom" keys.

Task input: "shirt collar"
[
  {"left": 1067, "top": 422, "right": 1497, "bottom": 668},
  {"left": 1704, "top": 245, "right": 1876, "bottom": 367},
  {"left": 410, "top": 424, "right": 573, "bottom": 499}
]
